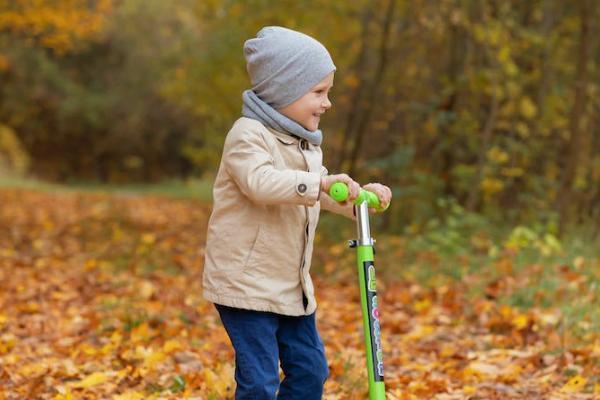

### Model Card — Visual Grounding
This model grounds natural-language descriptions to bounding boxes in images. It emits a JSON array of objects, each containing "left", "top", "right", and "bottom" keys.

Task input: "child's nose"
[{"left": 322, "top": 96, "right": 332, "bottom": 109}]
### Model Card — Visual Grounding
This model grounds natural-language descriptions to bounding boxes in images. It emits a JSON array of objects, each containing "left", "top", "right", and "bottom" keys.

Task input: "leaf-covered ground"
[{"left": 0, "top": 189, "right": 598, "bottom": 399}]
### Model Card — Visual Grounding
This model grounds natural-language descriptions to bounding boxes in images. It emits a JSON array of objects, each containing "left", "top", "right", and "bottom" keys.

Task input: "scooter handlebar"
[{"left": 329, "top": 182, "right": 389, "bottom": 212}]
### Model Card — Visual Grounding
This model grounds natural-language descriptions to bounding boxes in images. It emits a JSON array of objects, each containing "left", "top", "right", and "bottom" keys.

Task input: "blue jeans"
[{"left": 214, "top": 304, "right": 329, "bottom": 399}]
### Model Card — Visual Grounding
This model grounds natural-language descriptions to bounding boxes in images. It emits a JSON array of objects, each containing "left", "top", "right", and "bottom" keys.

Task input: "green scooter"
[{"left": 329, "top": 182, "right": 388, "bottom": 400}]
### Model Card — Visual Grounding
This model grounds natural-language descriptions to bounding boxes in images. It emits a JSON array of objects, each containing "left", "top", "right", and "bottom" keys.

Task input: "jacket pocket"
[
  {"left": 206, "top": 223, "right": 261, "bottom": 272},
  {"left": 243, "top": 226, "right": 264, "bottom": 270}
]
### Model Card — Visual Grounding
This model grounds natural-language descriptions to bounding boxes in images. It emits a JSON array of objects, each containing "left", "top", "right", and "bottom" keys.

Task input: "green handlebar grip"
[
  {"left": 329, "top": 182, "right": 389, "bottom": 212},
  {"left": 329, "top": 181, "right": 349, "bottom": 202}
]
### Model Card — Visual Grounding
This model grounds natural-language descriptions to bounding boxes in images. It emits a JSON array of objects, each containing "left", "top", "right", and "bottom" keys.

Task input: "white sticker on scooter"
[{"left": 364, "top": 261, "right": 384, "bottom": 381}]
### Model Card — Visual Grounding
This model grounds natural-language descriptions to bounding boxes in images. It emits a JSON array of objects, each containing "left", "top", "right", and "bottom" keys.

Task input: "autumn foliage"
[
  {"left": 0, "top": 189, "right": 598, "bottom": 399},
  {"left": 1, "top": 0, "right": 599, "bottom": 231}
]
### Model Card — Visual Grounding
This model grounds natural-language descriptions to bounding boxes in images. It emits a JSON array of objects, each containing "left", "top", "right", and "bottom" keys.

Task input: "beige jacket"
[{"left": 202, "top": 117, "right": 353, "bottom": 316}]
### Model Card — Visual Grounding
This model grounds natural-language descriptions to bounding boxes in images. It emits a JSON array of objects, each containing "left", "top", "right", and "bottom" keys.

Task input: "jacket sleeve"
[
  {"left": 223, "top": 126, "right": 321, "bottom": 206},
  {"left": 318, "top": 164, "right": 356, "bottom": 219},
  {"left": 319, "top": 191, "right": 356, "bottom": 220}
]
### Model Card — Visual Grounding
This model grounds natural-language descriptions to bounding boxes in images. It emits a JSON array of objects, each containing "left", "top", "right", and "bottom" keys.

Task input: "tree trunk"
[
  {"left": 347, "top": 0, "right": 396, "bottom": 177},
  {"left": 557, "top": 0, "right": 592, "bottom": 232},
  {"left": 436, "top": 5, "right": 471, "bottom": 200},
  {"left": 466, "top": 80, "right": 499, "bottom": 211},
  {"left": 466, "top": 4, "right": 499, "bottom": 212},
  {"left": 333, "top": 6, "right": 373, "bottom": 173}
]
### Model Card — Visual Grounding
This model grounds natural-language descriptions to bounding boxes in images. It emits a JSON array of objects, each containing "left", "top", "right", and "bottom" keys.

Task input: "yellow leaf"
[
  {"left": 163, "top": 339, "right": 184, "bottom": 353},
  {"left": 18, "top": 362, "right": 46, "bottom": 376},
  {"left": 143, "top": 350, "right": 167, "bottom": 368},
  {"left": 0, "top": 334, "right": 14, "bottom": 354},
  {"left": 481, "top": 177, "right": 504, "bottom": 195},
  {"left": 497, "top": 46, "right": 511, "bottom": 63},
  {"left": 519, "top": 97, "right": 537, "bottom": 119},
  {"left": 487, "top": 147, "right": 509, "bottom": 164},
  {"left": 70, "top": 372, "right": 108, "bottom": 389},
  {"left": 100, "top": 342, "right": 115, "bottom": 355},
  {"left": 560, "top": 375, "right": 587, "bottom": 393},
  {"left": 117, "top": 366, "right": 134, "bottom": 380},
  {"left": 111, "top": 330, "right": 123, "bottom": 345},
  {"left": 53, "top": 389, "right": 72, "bottom": 400},
  {"left": 130, "top": 322, "right": 152, "bottom": 343},
  {"left": 515, "top": 122, "right": 529, "bottom": 138},
  {"left": 512, "top": 314, "right": 528, "bottom": 330},
  {"left": 141, "top": 233, "right": 156, "bottom": 244},
  {"left": 203, "top": 365, "right": 233, "bottom": 397},
  {"left": 113, "top": 391, "right": 145, "bottom": 400},
  {"left": 500, "top": 305, "right": 513, "bottom": 318},
  {"left": 84, "top": 259, "right": 98, "bottom": 270},
  {"left": 488, "top": 27, "right": 500, "bottom": 46},
  {"left": 203, "top": 368, "right": 219, "bottom": 390},
  {"left": 413, "top": 299, "right": 431, "bottom": 313},
  {"left": 439, "top": 344, "right": 456, "bottom": 358},
  {"left": 79, "top": 343, "right": 98, "bottom": 356},
  {"left": 0, "top": 314, "right": 7, "bottom": 327},
  {"left": 463, "top": 385, "right": 477, "bottom": 395}
]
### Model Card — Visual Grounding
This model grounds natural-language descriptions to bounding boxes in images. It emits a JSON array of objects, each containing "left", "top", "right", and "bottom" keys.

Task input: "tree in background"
[
  {"left": 0, "top": 0, "right": 111, "bottom": 176},
  {"left": 0, "top": 0, "right": 198, "bottom": 181},
  {"left": 0, "top": 0, "right": 598, "bottom": 233}
]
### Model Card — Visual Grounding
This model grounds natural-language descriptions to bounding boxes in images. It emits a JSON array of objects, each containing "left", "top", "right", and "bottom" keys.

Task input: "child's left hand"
[{"left": 362, "top": 183, "right": 392, "bottom": 212}]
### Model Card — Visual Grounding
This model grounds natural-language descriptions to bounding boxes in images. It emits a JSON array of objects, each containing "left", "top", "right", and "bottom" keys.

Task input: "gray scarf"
[{"left": 242, "top": 90, "right": 323, "bottom": 146}]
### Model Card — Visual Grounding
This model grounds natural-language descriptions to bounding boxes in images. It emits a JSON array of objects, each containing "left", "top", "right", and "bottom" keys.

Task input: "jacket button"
[
  {"left": 300, "top": 140, "right": 308, "bottom": 150},
  {"left": 298, "top": 183, "right": 307, "bottom": 193}
]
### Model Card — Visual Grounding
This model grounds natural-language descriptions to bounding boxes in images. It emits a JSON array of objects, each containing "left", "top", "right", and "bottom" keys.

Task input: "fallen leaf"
[
  {"left": 52, "top": 389, "right": 73, "bottom": 400},
  {"left": 113, "top": 391, "right": 145, "bottom": 400},
  {"left": 70, "top": 372, "right": 109, "bottom": 389},
  {"left": 560, "top": 375, "right": 586, "bottom": 393}
]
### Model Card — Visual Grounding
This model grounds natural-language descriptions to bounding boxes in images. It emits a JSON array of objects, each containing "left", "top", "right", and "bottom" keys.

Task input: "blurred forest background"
[{"left": 1, "top": 0, "right": 599, "bottom": 236}]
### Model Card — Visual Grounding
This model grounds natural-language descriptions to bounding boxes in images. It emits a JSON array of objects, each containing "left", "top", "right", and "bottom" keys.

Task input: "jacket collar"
[{"left": 266, "top": 126, "right": 298, "bottom": 144}]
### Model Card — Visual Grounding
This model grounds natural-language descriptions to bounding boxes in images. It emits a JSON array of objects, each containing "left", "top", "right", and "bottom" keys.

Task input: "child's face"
[{"left": 278, "top": 72, "right": 334, "bottom": 132}]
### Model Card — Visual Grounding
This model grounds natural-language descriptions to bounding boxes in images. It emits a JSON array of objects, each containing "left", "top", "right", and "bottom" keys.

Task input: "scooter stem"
[
  {"left": 329, "top": 182, "right": 387, "bottom": 399},
  {"left": 356, "top": 200, "right": 372, "bottom": 246}
]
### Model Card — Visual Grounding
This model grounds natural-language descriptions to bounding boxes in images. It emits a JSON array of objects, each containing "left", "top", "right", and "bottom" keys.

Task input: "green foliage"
[
  {"left": 504, "top": 226, "right": 562, "bottom": 257},
  {"left": 0, "top": 0, "right": 199, "bottom": 181},
  {"left": 0, "top": 124, "right": 29, "bottom": 175},
  {"left": 169, "top": 375, "right": 186, "bottom": 393},
  {"left": 407, "top": 198, "right": 489, "bottom": 258}
]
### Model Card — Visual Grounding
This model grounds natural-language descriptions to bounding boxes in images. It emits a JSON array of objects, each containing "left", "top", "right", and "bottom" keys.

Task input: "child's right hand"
[{"left": 320, "top": 174, "right": 360, "bottom": 202}]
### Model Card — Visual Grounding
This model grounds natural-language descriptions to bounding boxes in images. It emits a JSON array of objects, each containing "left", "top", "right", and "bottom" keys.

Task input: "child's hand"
[
  {"left": 321, "top": 174, "right": 360, "bottom": 202},
  {"left": 362, "top": 183, "right": 392, "bottom": 212}
]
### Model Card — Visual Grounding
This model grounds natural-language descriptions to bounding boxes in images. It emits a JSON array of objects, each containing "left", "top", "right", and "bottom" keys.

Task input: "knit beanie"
[{"left": 243, "top": 26, "right": 336, "bottom": 109}]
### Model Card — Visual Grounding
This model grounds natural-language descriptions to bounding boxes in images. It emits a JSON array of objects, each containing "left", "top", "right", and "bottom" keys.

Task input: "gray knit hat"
[{"left": 243, "top": 26, "right": 336, "bottom": 109}]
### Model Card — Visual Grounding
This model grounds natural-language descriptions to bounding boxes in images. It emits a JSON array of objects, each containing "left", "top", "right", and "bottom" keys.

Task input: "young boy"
[{"left": 202, "top": 26, "right": 391, "bottom": 399}]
